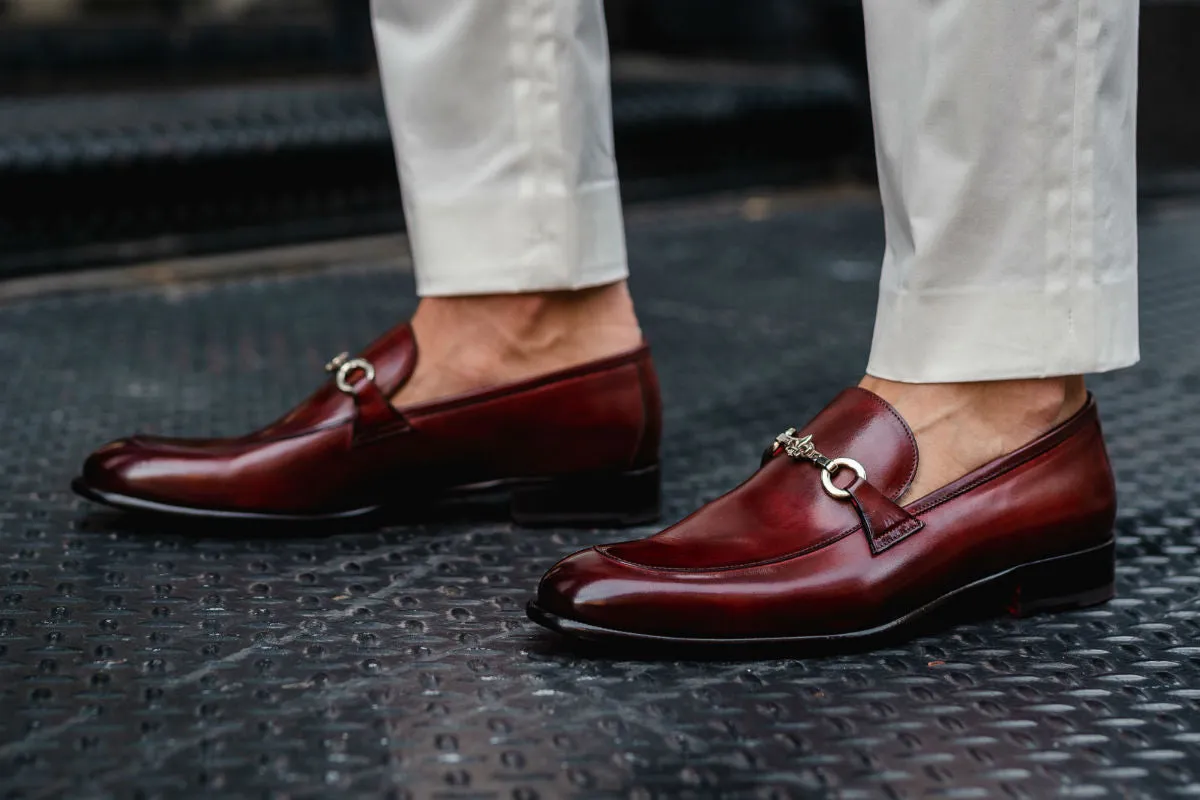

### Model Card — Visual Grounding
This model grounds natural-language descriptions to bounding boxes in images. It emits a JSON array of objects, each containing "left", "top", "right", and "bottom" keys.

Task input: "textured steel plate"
[{"left": 1, "top": 198, "right": 1198, "bottom": 798}]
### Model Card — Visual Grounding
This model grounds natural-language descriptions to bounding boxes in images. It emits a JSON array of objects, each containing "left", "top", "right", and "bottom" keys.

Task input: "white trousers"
[{"left": 370, "top": 0, "right": 1140, "bottom": 382}]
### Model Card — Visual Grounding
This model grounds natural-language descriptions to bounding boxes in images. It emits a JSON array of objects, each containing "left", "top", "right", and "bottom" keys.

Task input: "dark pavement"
[{"left": 2, "top": 194, "right": 1198, "bottom": 799}]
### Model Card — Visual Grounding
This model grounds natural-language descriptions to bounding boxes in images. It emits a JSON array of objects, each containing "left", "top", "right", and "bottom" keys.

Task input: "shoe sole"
[
  {"left": 526, "top": 539, "right": 1116, "bottom": 651},
  {"left": 71, "top": 463, "right": 661, "bottom": 528}
]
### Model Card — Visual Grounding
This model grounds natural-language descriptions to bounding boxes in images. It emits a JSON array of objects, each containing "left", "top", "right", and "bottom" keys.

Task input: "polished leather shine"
[
  {"left": 75, "top": 323, "right": 662, "bottom": 524},
  {"left": 531, "top": 388, "right": 1117, "bottom": 643}
]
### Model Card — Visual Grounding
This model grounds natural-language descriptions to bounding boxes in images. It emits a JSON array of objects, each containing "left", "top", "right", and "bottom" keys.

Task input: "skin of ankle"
[
  {"left": 394, "top": 282, "right": 643, "bottom": 406},
  {"left": 858, "top": 375, "right": 1088, "bottom": 502}
]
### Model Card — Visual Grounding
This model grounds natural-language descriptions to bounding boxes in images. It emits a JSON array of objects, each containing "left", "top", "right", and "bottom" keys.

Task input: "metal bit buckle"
[
  {"left": 773, "top": 428, "right": 867, "bottom": 500},
  {"left": 325, "top": 351, "right": 376, "bottom": 394}
]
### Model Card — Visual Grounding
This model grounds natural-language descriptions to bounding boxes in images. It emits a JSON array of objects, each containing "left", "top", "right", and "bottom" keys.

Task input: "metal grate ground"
[{"left": 2, "top": 195, "right": 1199, "bottom": 799}]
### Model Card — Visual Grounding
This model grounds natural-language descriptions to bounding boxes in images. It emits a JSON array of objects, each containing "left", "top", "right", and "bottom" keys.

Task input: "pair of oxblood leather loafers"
[{"left": 75, "top": 323, "right": 1118, "bottom": 650}]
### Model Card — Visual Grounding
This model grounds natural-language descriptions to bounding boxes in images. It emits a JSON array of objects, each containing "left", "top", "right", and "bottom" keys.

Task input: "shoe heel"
[
  {"left": 1010, "top": 540, "right": 1115, "bottom": 618},
  {"left": 510, "top": 464, "right": 661, "bottom": 528}
]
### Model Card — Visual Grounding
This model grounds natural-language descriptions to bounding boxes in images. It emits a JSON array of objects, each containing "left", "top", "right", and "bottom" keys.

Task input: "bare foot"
[
  {"left": 393, "top": 281, "right": 643, "bottom": 407},
  {"left": 859, "top": 374, "right": 1088, "bottom": 503}
]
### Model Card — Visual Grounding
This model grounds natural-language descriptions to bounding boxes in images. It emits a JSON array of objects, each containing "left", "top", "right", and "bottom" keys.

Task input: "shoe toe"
[
  {"left": 81, "top": 438, "right": 149, "bottom": 496},
  {"left": 81, "top": 436, "right": 212, "bottom": 504},
  {"left": 535, "top": 547, "right": 657, "bottom": 632}
]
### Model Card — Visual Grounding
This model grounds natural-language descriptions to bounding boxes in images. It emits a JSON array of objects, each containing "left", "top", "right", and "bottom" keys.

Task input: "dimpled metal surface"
[{"left": 2, "top": 197, "right": 1199, "bottom": 799}]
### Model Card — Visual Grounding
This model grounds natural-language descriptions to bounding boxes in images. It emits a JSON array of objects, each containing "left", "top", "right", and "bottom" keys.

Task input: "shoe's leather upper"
[
  {"left": 536, "top": 388, "right": 1117, "bottom": 639},
  {"left": 82, "top": 323, "right": 661, "bottom": 515}
]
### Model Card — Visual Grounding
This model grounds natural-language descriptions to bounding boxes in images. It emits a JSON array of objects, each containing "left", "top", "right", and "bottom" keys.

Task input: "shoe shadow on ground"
[
  {"left": 70, "top": 467, "right": 661, "bottom": 535},
  {"left": 70, "top": 493, "right": 524, "bottom": 538},
  {"left": 521, "top": 627, "right": 977, "bottom": 663},
  {"left": 520, "top": 596, "right": 1049, "bottom": 663}
]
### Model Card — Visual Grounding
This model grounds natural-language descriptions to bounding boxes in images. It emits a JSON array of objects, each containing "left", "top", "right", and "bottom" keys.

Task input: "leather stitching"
[
  {"left": 858, "top": 388, "right": 919, "bottom": 500},
  {"left": 150, "top": 419, "right": 348, "bottom": 446},
  {"left": 870, "top": 518, "right": 925, "bottom": 554},
  {"left": 598, "top": 516, "right": 866, "bottom": 572},
  {"left": 628, "top": 360, "right": 651, "bottom": 470},
  {"left": 403, "top": 345, "right": 651, "bottom": 418},
  {"left": 352, "top": 419, "right": 413, "bottom": 448},
  {"left": 905, "top": 400, "right": 1097, "bottom": 518},
  {"left": 848, "top": 472, "right": 926, "bottom": 555},
  {"left": 239, "top": 347, "right": 649, "bottom": 447},
  {"left": 599, "top": 397, "right": 1097, "bottom": 574}
]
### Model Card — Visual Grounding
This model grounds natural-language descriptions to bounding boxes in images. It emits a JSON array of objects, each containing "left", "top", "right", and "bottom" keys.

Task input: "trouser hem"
[{"left": 865, "top": 276, "right": 1139, "bottom": 382}]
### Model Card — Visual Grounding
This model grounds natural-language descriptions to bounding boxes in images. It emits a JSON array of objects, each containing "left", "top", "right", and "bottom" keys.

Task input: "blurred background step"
[
  {"left": 0, "top": 0, "right": 869, "bottom": 279},
  {"left": 1137, "top": 0, "right": 1200, "bottom": 195},
  {"left": 0, "top": 0, "right": 1197, "bottom": 279},
  {"left": 0, "top": 61, "right": 867, "bottom": 279}
]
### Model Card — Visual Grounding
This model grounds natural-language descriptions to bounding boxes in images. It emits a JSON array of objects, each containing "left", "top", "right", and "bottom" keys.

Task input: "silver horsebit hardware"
[
  {"left": 325, "top": 352, "right": 377, "bottom": 394},
  {"left": 773, "top": 428, "right": 867, "bottom": 500}
]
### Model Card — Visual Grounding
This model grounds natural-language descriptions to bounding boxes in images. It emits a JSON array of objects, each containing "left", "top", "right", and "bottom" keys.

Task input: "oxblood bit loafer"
[
  {"left": 529, "top": 387, "right": 1116, "bottom": 648},
  {"left": 74, "top": 323, "right": 662, "bottom": 526}
]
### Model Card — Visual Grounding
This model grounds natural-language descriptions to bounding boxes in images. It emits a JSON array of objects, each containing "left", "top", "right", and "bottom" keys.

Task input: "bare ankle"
[
  {"left": 411, "top": 282, "right": 641, "bottom": 360},
  {"left": 860, "top": 375, "right": 1087, "bottom": 433},
  {"left": 859, "top": 374, "right": 1088, "bottom": 502},
  {"left": 395, "top": 282, "right": 643, "bottom": 406}
]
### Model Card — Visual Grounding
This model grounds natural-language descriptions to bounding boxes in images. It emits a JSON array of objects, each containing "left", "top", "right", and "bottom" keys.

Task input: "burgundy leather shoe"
[
  {"left": 74, "top": 323, "right": 662, "bottom": 526},
  {"left": 529, "top": 388, "right": 1116, "bottom": 647}
]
